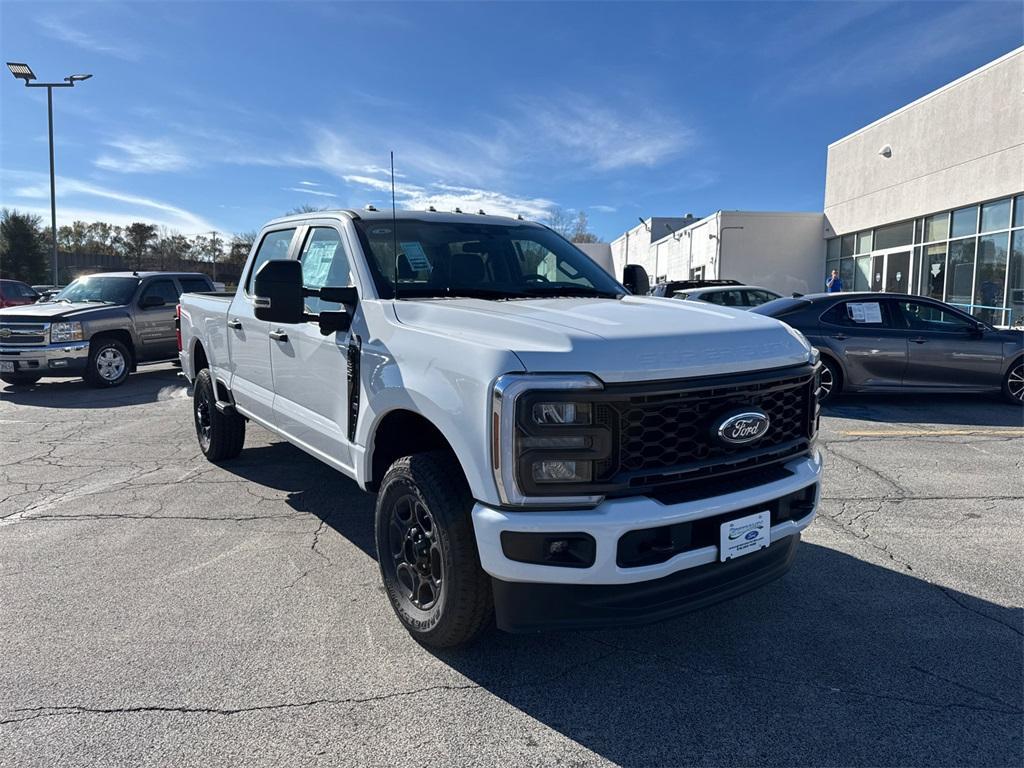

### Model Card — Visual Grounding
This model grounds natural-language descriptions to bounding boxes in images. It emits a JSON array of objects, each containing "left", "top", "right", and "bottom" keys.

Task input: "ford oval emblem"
[{"left": 715, "top": 409, "right": 770, "bottom": 445}]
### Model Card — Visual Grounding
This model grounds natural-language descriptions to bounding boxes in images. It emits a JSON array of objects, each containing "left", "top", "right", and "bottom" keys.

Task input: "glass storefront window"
[
  {"left": 855, "top": 231, "right": 872, "bottom": 254},
  {"left": 827, "top": 238, "right": 840, "bottom": 260},
  {"left": 854, "top": 255, "right": 871, "bottom": 291},
  {"left": 923, "top": 213, "right": 949, "bottom": 243},
  {"left": 1014, "top": 196, "right": 1024, "bottom": 229},
  {"left": 839, "top": 257, "right": 855, "bottom": 292},
  {"left": 979, "top": 199, "right": 1010, "bottom": 234},
  {"left": 923, "top": 244, "right": 946, "bottom": 300},
  {"left": 1009, "top": 231, "right": 1024, "bottom": 326},
  {"left": 874, "top": 220, "right": 913, "bottom": 249},
  {"left": 946, "top": 238, "right": 976, "bottom": 308},
  {"left": 974, "top": 233, "right": 1009, "bottom": 325},
  {"left": 840, "top": 234, "right": 855, "bottom": 258},
  {"left": 951, "top": 206, "right": 978, "bottom": 238}
]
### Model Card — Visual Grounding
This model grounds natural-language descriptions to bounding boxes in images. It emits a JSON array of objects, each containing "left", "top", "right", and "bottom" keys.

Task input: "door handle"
[
  {"left": 269, "top": 329, "right": 289, "bottom": 342},
  {"left": 910, "top": 337, "right": 927, "bottom": 344},
  {"left": 832, "top": 333, "right": 848, "bottom": 341},
  {"left": 227, "top": 318, "right": 242, "bottom": 330}
]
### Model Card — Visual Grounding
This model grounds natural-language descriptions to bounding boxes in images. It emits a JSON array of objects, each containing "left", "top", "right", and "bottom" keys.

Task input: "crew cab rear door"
[{"left": 227, "top": 227, "right": 300, "bottom": 423}]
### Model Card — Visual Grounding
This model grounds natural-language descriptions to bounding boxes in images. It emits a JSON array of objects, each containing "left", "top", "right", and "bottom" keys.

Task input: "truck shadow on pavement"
[
  {"left": 434, "top": 543, "right": 1023, "bottom": 768},
  {"left": 0, "top": 365, "right": 186, "bottom": 409},
  {"left": 825, "top": 393, "right": 1024, "bottom": 427},
  {"left": 221, "top": 439, "right": 1022, "bottom": 767}
]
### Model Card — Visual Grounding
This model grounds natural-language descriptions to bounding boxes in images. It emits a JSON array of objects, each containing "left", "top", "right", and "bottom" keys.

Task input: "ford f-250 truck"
[
  {"left": 0, "top": 271, "right": 214, "bottom": 388},
  {"left": 178, "top": 209, "right": 822, "bottom": 647}
]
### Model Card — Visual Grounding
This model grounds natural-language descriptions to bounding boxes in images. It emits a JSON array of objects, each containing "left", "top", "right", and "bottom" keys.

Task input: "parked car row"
[{"left": 650, "top": 278, "right": 783, "bottom": 308}]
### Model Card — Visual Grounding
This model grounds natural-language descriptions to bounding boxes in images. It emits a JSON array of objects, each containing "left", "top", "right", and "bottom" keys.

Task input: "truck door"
[
  {"left": 270, "top": 225, "right": 356, "bottom": 471},
  {"left": 135, "top": 278, "right": 181, "bottom": 361},
  {"left": 228, "top": 227, "right": 298, "bottom": 423}
]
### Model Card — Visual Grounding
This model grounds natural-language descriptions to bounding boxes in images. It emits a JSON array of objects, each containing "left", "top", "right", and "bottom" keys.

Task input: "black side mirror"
[
  {"left": 140, "top": 295, "right": 166, "bottom": 308},
  {"left": 968, "top": 321, "right": 986, "bottom": 337},
  {"left": 253, "top": 259, "right": 304, "bottom": 324},
  {"left": 315, "top": 285, "right": 359, "bottom": 336},
  {"left": 622, "top": 264, "right": 650, "bottom": 295}
]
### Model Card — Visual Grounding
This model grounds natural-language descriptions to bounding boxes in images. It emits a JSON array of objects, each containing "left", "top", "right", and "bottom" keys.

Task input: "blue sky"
[{"left": 1, "top": 1, "right": 1020, "bottom": 240}]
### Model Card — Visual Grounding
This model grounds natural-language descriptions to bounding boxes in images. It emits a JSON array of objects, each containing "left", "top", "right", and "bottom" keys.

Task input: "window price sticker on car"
[{"left": 720, "top": 510, "right": 771, "bottom": 561}]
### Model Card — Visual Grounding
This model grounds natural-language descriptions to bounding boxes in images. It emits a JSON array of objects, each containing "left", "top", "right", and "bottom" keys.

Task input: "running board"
[{"left": 215, "top": 400, "right": 236, "bottom": 416}]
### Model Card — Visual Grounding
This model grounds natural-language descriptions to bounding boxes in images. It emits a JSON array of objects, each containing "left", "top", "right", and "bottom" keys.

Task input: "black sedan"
[{"left": 752, "top": 292, "right": 1023, "bottom": 405}]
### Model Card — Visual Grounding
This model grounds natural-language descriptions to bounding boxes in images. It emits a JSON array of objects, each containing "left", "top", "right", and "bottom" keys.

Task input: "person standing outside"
[{"left": 826, "top": 269, "right": 843, "bottom": 293}]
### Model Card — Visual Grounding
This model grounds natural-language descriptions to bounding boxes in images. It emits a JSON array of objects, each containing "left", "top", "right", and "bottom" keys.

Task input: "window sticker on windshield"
[
  {"left": 847, "top": 302, "right": 883, "bottom": 323},
  {"left": 302, "top": 241, "right": 338, "bottom": 286},
  {"left": 401, "top": 241, "right": 432, "bottom": 272}
]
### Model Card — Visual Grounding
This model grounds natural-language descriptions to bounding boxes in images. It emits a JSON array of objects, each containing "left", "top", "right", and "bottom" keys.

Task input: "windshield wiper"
[{"left": 519, "top": 284, "right": 622, "bottom": 299}]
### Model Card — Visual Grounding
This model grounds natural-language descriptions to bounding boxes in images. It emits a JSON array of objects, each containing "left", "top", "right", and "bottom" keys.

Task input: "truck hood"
[
  {"left": 394, "top": 296, "right": 813, "bottom": 382},
  {"left": 0, "top": 302, "right": 123, "bottom": 322}
]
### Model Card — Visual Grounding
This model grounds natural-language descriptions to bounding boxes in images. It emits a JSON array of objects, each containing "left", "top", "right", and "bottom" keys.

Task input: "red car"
[{"left": 0, "top": 279, "right": 40, "bottom": 309}]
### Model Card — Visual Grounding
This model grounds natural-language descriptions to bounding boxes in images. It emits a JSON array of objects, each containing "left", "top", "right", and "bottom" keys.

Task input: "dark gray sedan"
[{"left": 753, "top": 292, "right": 1023, "bottom": 405}]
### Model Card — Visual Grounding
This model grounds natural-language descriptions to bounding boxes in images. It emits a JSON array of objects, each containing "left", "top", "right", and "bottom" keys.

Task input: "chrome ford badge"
[{"left": 715, "top": 409, "right": 770, "bottom": 445}]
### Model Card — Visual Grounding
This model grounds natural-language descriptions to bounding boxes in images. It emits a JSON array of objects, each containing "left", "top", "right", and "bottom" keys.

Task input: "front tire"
[
  {"left": 0, "top": 373, "right": 42, "bottom": 387},
  {"left": 193, "top": 368, "right": 246, "bottom": 461},
  {"left": 818, "top": 356, "right": 842, "bottom": 404},
  {"left": 84, "top": 338, "right": 131, "bottom": 388},
  {"left": 375, "top": 451, "right": 493, "bottom": 648},
  {"left": 1002, "top": 360, "right": 1024, "bottom": 405}
]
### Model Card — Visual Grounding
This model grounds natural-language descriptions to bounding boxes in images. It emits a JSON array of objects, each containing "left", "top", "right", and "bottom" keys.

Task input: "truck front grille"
[
  {"left": 0, "top": 323, "right": 48, "bottom": 346},
  {"left": 595, "top": 367, "right": 815, "bottom": 494}
]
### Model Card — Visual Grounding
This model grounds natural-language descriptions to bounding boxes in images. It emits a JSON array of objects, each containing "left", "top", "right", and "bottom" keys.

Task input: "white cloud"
[
  {"left": 342, "top": 176, "right": 555, "bottom": 220},
  {"left": 37, "top": 14, "right": 143, "bottom": 61},
  {"left": 298, "top": 181, "right": 319, "bottom": 187},
  {"left": 590, "top": 204, "right": 617, "bottom": 213},
  {"left": 283, "top": 187, "right": 338, "bottom": 198},
  {"left": 4, "top": 171, "right": 217, "bottom": 232},
  {"left": 95, "top": 137, "right": 190, "bottom": 174},
  {"left": 518, "top": 96, "right": 695, "bottom": 171}
]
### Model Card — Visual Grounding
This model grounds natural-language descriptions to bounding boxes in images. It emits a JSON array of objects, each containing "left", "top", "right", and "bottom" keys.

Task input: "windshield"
[
  {"left": 55, "top": 276, "right": 140, "bottom": 305},
  {"left": 750, "top": 297, "right": 811, "bottom": 318},
  {"left": 353, "top": 219, "right": 624, "bottom": 300}
]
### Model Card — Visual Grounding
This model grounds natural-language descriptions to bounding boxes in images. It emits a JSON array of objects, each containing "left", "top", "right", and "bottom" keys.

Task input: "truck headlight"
[
  {"left": 491, "top": 374, "right": 610, "bottom": 507},
  {"left": 50, "top": 321, "right": 84, "bottom": 342}
]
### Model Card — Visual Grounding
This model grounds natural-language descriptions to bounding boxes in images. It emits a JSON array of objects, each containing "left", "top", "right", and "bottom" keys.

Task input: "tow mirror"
[
  {"left": 253, "top": 259, "right": 304, "bottom": 324},
  {"left": 315, "top": 285, "right": 359, "bottom": 336},
  {"left": 622, "top": 264, "right": 651, "bottom": 295}
]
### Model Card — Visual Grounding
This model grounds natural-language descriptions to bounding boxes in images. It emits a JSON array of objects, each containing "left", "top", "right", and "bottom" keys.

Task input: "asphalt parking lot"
[{"left": 1, "top": 365, "right": 1021, "bottom": 768}]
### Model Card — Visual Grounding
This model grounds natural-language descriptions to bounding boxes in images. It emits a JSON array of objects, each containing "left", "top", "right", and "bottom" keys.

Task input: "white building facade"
[
  {"left": 615, "top": 211, "right": 825, "bottom": 296},
  {"left": 824, "top": 47, "right": 1024, "bottom": 325}
]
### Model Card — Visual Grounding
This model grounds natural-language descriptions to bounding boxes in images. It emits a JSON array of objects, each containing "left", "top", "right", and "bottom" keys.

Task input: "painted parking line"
[{"left": 838, "top": 428, "right": 1024, "bottom": 437}]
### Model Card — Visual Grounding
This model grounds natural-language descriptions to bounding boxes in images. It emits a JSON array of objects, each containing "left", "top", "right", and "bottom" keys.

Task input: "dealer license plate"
[
  {"left": 720, "top": 511, "right": 771, "bottom": 562},
  {"left": 0, "top": 361, "right": 13, "bottom": 373}
]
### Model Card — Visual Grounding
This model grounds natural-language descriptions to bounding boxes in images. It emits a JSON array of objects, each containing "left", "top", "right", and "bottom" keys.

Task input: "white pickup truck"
[{"left": 178, "top": 209, "right": 822, "bottom": 647}]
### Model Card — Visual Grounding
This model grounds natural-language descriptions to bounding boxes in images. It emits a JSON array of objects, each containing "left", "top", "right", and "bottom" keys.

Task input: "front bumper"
[
  {"left": 473, "top": 451, "right": 821, "bottom": 629},
  {"left": 0, "top": 341, "right": 90, "bottom": 376}
]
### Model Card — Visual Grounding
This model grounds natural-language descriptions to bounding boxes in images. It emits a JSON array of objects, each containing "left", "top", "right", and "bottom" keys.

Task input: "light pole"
[{"left": 7, "top": 62, "right": 92, "bottom": 286}]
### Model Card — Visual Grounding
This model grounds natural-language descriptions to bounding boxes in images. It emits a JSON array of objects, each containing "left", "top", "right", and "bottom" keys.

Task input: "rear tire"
[
  {"left": 1002, "top": 360, "right": 1024, "bottom": 405},
  {"left": 193, "top": 368, "right": 246, "bottom": 461},
  {"left": 84, "top": 338, "right": 131, "bottom": 388},
  {"left": 818, "top": 356, "right": 842, "bottom": 404},
  {"left": 375, "top": 451, "right": 493, "bottom": 648},
  {"left": 1, "top": 373, "right": 42, "bottom": 387}
]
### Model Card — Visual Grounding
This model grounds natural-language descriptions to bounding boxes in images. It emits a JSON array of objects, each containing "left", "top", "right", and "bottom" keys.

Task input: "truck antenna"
[{"left": 391, "top": 151, "right": 400, "bottom": 301}]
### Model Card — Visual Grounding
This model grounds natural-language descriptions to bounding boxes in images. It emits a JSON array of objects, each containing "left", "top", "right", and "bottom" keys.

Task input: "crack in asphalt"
[{"left": 0, "top": 648, "right": 623, "bottom": 727}]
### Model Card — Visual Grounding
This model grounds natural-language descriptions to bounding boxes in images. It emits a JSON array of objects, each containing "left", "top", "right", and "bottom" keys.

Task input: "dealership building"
[{"left": 612, "top": 46, "right": 1023, "bottom": 323}]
